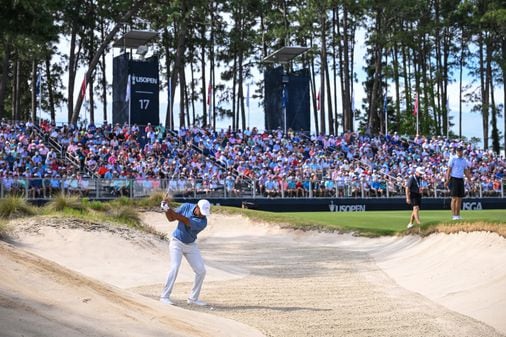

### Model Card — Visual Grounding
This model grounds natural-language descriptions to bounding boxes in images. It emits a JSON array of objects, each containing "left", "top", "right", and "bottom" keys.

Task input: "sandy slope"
[
  {"left": 371, "top": 231, "right": 506, "bottom": 333},
  {"left": 1, "top": 212, "right": 505, "bottom": 337},
  {"left": 0, "top": 241, "right": 263, "bottom": 337}
]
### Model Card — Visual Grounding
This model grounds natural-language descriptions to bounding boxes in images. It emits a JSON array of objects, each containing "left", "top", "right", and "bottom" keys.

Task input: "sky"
[{"left": 50, "top": 30, "right": 503, "bottom": 149}]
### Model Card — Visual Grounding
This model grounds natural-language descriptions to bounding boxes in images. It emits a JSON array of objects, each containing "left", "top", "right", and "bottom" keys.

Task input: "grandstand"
[{"left": 0, "top": 120, "right": 504, "bottom": 211}]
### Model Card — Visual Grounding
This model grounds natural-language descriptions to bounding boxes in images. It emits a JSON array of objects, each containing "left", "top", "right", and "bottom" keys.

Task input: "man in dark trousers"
[
  {"left": 446, "top": 146, "right": 473, "bottom": 220},
  {"left": 406, "top": 167, "right": 425, "bottom": 229}
]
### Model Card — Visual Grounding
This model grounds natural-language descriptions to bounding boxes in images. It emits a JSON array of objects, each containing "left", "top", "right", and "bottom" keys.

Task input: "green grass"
[
  {"left": 1, "top": 193, "right": 504, "bottom": 239},
  {"left": 214, "top": 206, "right": 506, "bottom": 237},
  {"left": 287, "top": 210, "right": 505, "bottom": 235},
  {"left": 44, "top": 194, "right": 86, "bottom": 212},
  {"left": 0, "top": 196, "right": 37, "bottom": 219},
  {"left": 0, "top": 195, "right": 148, "bottom": 234},
  {"left": 106, "top": 206, "right": 142, "bottom": 228}
]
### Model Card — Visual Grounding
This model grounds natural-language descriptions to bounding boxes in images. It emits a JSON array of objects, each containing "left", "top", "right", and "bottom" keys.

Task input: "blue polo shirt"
[
  {"left": 448, "top": 156, "right": 469, "bottom": 179},
  {"left": 172, "top": 203, "right": 207, "bottom": 243}
]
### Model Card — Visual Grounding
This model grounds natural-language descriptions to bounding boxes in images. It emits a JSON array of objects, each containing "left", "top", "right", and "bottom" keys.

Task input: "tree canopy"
[{"left": 0, "top": 0, "right": 504, "bottom": 152}]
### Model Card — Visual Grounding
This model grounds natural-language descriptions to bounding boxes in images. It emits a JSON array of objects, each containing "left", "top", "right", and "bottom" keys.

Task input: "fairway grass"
[{"left": 216, "top": 207, "right": 506, "bottom": 237}]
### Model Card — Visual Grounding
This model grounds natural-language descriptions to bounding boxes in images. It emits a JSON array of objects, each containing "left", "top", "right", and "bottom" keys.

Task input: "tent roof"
[
  {"left": 263, "top": 46, "right": 310, "bottom": 63},
  {"left": 113, "top": 30, "right": 158, "bottom": 49}
]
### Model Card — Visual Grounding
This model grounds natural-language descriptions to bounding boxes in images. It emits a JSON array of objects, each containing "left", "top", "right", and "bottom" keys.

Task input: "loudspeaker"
[
  {"left": 264, "top": 66, "right": 283, "bottom": 131},
  {"left": 287, "top": 68, "right": 310, "bottom": 133},
  {"left": 264, "top": 66, "right": 310, "bottom": 132}
]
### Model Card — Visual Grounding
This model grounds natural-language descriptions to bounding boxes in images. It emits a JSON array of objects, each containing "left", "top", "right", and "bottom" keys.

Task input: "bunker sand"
[{"left": 1, "top": 212, "right": 505, "bottom": 337}]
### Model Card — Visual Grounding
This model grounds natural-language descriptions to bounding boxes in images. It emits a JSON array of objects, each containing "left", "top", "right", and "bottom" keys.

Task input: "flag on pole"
[
  {"left": 383, "top": 94, "right": 388, "bottom": 115},
  {"left": 125, "top": 75, "right": 131, "bottom": 102},
  {"left": 446, "top": 98, "right": 450, "bottom": 137},
  {"left": 413, "top": 93, "right": 419, "bottom": 116},
  {"left": 316, "top": 89, "right": 320, "bottom": 111},
  {"left": 80, "top": 75, "right": 87, "bottom": 100},
  {"left": 168, "top": 80, "right": 172, "bottom": 108},
  {"left": 281, "top": 86, "right": 288, "bottom": 109},
  {"left": 207, "top": 82, "right": 212, "bottom": 105},
  {"left": 35, "top": 73, "right": 41, "bottom": 97},
  {"left": 414, "top": 93, "right": 420, "bottom": 135},
  {"left": 351, "top": 90, "right": 355, "bottom": 112},
  {"left": 35, "top": 71, "right": 42, "bottom": 118},
  {"left": 383, "top": 93, "right": 388, "bottom": 135},
  {"left": 246, "top": 84, "right": 250, "bottom": 108}
]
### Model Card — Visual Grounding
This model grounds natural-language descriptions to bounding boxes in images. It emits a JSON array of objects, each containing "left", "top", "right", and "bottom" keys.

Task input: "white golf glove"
[{"left": 160, "top": 201, "right": 170, "bottom": 212}]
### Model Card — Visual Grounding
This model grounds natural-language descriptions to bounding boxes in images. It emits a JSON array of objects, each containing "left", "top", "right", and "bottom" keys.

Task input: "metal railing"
[{"left": 1, "top": 177, "right": 503, "bottom": 200}]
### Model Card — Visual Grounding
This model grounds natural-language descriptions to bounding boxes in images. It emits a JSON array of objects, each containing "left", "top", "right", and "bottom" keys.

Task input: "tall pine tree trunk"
[
  {"left": 459, "top": 29, "right": 465, "bottom": 138},
  {"left": 71, "top": 2, "right": 143, "bottom": 125},
  {"left": 200, "top": 22, "right": 207, "bottom": 127},
  {"left": 325, "top": 59, "right": 334, "bottom": 135},
  {"left": 332, "top": 8, "right": 339, "bottom": 134},
  {"left": 393, "top": 46, "right": 401, "bottom": 129},
  {"left": 479, "top": 34, "right": 489, "bottom": 149},
  {"left": 44, "top": 54, "right": 56, "bottom": 123},
  {"left": 320, "top": 10, "right": 327, "bottom": 135},
  {"left": 0, "top": 38, "right": 11, "bottom": 118},
  {"left": 31, "top": 60, "right": 36, "bottom": 122},
  {"left": 100, "top": 21, "right": 107, "bottom": 123},
  {"left": 310, "top": 49, "right": 319, "bottom": 135},
  {"left": 502, "top": 38, "right": 506, "bottom": 154},
  {"left": 368, "top": 8, "right": 382, "bottom": 134},
  {"left": 342, "top": 7, "right": 353, "bottom": 132}
]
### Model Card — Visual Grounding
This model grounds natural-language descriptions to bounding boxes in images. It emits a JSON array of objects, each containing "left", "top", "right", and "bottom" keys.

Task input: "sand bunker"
[{"left": 1, "top": 212, "right": 505, "bottom": 337}]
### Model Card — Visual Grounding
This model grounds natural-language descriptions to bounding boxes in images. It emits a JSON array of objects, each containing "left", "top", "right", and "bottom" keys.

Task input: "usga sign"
[{"left": 462, "top": 202, "right": 483, "bottom": 210}]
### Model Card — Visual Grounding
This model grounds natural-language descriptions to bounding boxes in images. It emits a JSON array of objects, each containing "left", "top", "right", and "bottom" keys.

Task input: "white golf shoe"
[{"left": 187, "top": 298, "right": 207, "bottom": 306}]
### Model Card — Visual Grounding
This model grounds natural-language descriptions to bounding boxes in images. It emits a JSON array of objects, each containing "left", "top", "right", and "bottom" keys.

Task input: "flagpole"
[
  {"left": 126, "top": 74, "right": 131, "bottom": 126},
  {"left": 446, "top": 98, "right": 450, "bottom": 138},
  {"left": 36, "top": 71, "right": 42, "bottom": 122},
  {"left": 414, "top": 93, "right": 419, "bottom": 136},
  {"left": 246, "top": 84, "right": 250, "bottom": 129},
  {"left": 416, "top": 109, "right": 419, "bottom": 136},
  {"left": 350, "top": 88, "right": 355, "bottom": 132},
  {"left": 385, "top": 110, "right": 388, "bottom": 136},
  {"left": 282, "top": 83, "right": 287, "bottom": 134},
  {"left": 385, "top": 108, "right": 388, "bottom": 136},
  {"left": 38, "top": 84, "right": 42, "bottom": 121},
  {"left": 168, "top": 80, "right": 172, "bottom": 129},
  {"left": 384, "top": 90, "right": 388, "bottom": 136},
  {"left": 207, "top": 81, "right": 212, "bottom": 127},
  {"left": 209, "top": 95, "right": 212, "bottom": 127}
]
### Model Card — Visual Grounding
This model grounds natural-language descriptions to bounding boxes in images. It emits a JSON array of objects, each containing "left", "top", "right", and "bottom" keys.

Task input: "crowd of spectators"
[
  {"left": 0, "top": 120, "right": 71, "bottom": 198},
  {"left": 181, "top": 125, "right": 505, "bottom": 198},
  {"left": 0, "top": 118, "right": 504, "bottom": 199}
]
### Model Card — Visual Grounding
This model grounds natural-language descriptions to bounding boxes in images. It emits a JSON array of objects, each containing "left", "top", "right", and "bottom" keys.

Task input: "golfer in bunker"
[{"left": 159, "top": 199, "right": 211, "bottom": 306}]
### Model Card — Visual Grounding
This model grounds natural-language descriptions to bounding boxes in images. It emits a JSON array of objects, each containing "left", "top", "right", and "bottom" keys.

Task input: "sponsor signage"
[
  {"left": 462, "top": 201, "right": 482, "bottom": 210},
  {"left": 129, "top": 58, "right": 159, "bottom": 126},
  {"left": 329, "top": 202, "right": 366, "bottom": 212},
  {"left": 171, "top": 198, "right": 506, "bottom": 212}
]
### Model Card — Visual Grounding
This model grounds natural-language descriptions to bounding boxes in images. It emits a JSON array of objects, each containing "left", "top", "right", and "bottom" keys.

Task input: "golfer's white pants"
[{"left": 160, "top": 237, "right": 206, "bottom": 301}]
